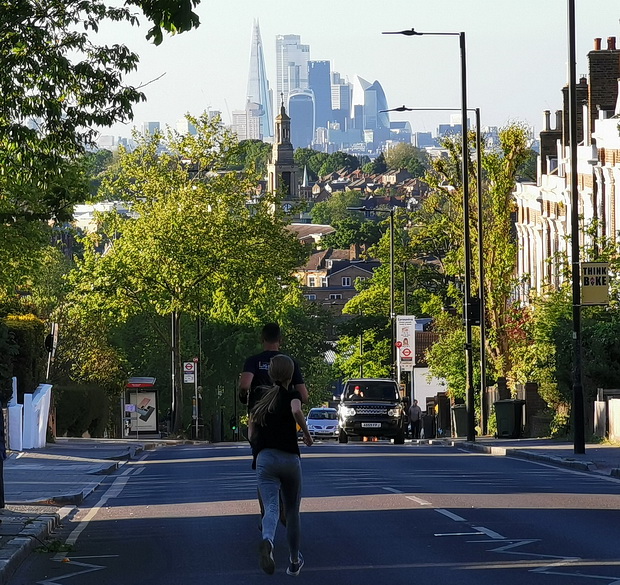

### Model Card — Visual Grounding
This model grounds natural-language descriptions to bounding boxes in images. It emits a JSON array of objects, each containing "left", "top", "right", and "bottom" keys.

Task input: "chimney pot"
[
  {"left": 607, "top": 36, "right": 616, "bottom": 51},
  {"left": 594, "top": 37, "right": 602, "bottom": 51},
  {"left": 543, "top": 110, "right": 551, "bottom": 131},
  {"left": 555, "top": 110, "right": 563, "bottom": 132}
]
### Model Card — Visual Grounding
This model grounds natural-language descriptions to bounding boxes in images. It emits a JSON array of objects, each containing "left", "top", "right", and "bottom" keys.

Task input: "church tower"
[{"left": 267, "top": 100, "right": 299, "bottom": 201}]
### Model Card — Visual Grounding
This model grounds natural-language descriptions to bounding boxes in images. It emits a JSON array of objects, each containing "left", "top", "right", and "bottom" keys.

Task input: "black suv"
[{"left": 337, "top": 378, "right": 406, "bottom": 444}]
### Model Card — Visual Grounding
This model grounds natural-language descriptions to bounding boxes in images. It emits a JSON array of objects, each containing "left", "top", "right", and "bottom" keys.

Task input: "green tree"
[
  {"left": 318, "top": 151, "right": 361, "bottom": 177},
  {"left": 320, "top": 217, "right": 383, "bottom": 249},
  {"left": 384, "top": 143, "right": 428, "bottom": 177},
  {"left": 67, "top": 114, "right": 307, "bottom": 433},
  {"left": 294, "top": 148, "right": 322, "bottom": 181},
  {"left": 228, "top": 140, "right": 271, "bottom": 174},
  {"left": 362, "top": 152, "right": 387, "bottom": 175},
  {"left": 310, "top": 191, "right": 363, "bottom": 225}
]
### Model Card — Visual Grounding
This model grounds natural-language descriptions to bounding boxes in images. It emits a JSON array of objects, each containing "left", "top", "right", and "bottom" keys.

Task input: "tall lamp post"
[
  {"left": 348, "top": 205, "right": 396, "bottom": 377},
  {"left": 384, "top": 28, "right": 475, "bottom": 441},
  {"left": 383, "top": 105, "right": 486, "bottom": 434},
  {"left": 567, "top": 0, "right": 585, "bottom": 454}
]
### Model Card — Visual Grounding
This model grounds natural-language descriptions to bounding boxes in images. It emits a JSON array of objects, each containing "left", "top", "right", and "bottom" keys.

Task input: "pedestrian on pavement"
[
  {"left": 408, "top": 399, "right": 422, "bottom": 439},
  {"left": 249, "top": 354, "right": 313, "bottom": 576}
]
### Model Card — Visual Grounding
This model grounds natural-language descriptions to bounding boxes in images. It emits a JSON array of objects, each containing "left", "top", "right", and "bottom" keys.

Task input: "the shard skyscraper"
[{"left": 246, "top": 20, "right": 273, "bottom": 140}]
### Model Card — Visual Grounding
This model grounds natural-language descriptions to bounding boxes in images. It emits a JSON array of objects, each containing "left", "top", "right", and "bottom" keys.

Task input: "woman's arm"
[{"left": 291, "top": 398, "right": 313, "bottom": 446}]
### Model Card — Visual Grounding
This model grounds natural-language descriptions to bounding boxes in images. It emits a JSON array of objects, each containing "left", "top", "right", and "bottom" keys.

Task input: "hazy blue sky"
[{"left": 99, "top": 0, "right": 620, "bottom": 139}]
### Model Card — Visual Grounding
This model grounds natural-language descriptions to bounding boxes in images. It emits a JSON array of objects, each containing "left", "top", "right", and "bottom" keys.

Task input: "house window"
[
  {"left": 321, "top": 277, "right": 328, "bottom": 287},
  {"left": 329, "top": 294, "right": 342, "bottom": 300},
  {"left": 342, "top": 276, "right": 352, "bottom": 287},
  {"left": 308, "top": 276, "right": 316, "bottom": 287},
  {"left": 356, "top": 276, "right": 367, "bottom": 284},
  {"left": 304, "top": 294, "right": 317, "bottom": 301}
]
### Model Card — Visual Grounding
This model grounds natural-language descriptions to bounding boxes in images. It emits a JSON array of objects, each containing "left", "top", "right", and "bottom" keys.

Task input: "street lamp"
[
  {"left": 382, "top": 105, "right": 487, "bottom": 434},
  {"left": 567, "top": 0, "right": 585, "bottom": 454},
  {"left": 384, "top": 27, "right": 476, "bottom": 442},
  {"left": 348, "top": 205, "right": 396, "bottom": 377}
]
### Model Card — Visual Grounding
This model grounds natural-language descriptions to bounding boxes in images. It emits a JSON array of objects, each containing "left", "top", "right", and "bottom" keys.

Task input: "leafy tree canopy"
[
  {"left": 320, "top": 217, "right": 383, "bottom": 249},
  {"left": 310, "top": 191, "right": 363, "bottom": 225},
  {"left": 384, "top": 143, "right": 429, "bottom": 177}
]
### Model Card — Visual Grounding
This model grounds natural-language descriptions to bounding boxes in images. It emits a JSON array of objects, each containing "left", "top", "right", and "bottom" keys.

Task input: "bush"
[{"left": 55, "top": 384, "right": 110, "bottom": 437}]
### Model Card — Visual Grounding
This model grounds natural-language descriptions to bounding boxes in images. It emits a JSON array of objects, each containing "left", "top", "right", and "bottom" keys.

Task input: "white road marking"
[
  {"left": 63, "top": 476, "right": 130, "bottom": 547},
  {"left": 473, "top": 526, "right": 506, "bottom": 540},
  {"left": 435, "top": 531, "right": 485, "bottom": 537},
  {"left": 406, "top": 495, "right": 432, "bottom": 505},
  {"left": 382, "top": 487, "right": 402, "bottom": 494},
  {"left": 435, "top": 508, "right": 467, "bottom": 521},
  {"left": 38, "top": 560, "right": 107, "bottom": 584}
]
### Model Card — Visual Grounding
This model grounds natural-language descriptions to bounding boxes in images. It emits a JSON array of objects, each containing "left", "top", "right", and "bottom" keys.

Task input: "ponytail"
[{"left": 250, "top": 354, "right": 294, "bottom": 427}]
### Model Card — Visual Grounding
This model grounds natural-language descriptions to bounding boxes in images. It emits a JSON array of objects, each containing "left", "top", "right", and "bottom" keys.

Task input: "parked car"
[
  {"left": 338, "top": 378, "right": 406, "bottom": 444},
  {"left": 306, "top": 407, "right": 339, "bottom": 439}
]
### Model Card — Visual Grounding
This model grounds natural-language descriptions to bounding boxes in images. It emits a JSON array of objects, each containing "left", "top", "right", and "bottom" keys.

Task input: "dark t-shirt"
[
  {"left": 251, "top": 387, "right": 302, "bottom": 458},
  {"left": 243, "top": 350, "right": 304, "bottom": 410}
]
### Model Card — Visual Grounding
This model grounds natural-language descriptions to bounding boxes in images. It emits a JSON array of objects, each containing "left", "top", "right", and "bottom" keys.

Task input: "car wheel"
[{"left": 338, "top": 429, "right": 348, "bottom": 444}]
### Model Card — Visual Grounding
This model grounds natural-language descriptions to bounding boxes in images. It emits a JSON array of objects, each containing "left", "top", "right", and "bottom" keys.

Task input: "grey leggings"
[{"left": 256, "top": 448, "right": 302, "bottom": 560}]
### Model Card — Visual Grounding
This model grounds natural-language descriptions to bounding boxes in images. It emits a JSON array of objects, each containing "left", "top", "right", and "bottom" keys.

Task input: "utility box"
[{"left": 494, "top": 399, "right": 525, "bottom": 439}]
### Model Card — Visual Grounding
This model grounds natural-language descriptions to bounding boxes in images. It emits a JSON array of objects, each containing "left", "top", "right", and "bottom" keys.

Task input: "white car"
[{"left": 306, "top": 407, "right": 339, "bottom": 439}]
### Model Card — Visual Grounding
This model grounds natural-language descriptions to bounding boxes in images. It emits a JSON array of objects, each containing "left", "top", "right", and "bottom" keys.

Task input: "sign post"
[
  {"left": 396, "top": 315, "right": 416, "bottom": 399},
  {"left": 581, "top": 262, "right": 609, "bottom": 305}
]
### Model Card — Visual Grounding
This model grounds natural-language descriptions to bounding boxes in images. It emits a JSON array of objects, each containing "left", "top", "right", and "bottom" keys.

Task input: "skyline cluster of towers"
[{"left": 232, "top": 20, "right": 392, "bottom": 153}]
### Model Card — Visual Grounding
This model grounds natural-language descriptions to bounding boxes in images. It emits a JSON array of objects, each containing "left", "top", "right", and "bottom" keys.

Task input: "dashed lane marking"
[{"left": 435, "top": 508, "right": 467, "bottom": 521}]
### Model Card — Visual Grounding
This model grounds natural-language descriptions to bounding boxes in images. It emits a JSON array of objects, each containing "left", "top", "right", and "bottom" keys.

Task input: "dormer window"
[{"left": 342, "top": 277, "right": 352, "bottom": 287}]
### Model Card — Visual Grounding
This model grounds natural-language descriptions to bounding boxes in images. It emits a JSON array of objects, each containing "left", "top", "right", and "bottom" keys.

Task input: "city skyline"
[{"left": 96, "top": 0, "right": 619, "bottom": 141}]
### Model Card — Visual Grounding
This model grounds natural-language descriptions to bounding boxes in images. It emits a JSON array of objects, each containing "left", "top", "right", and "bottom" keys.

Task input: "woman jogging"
[{"left": 249, "top": 354, "right": 313, "bottom": 576}]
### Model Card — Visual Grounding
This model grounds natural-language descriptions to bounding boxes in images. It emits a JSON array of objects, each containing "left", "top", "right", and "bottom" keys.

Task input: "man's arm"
[
  {"left": 238, "top": 372, "right": 254, "bottom": 404},
  {"left": 291, "top": 398, "right": 312, "bottom": 446},
  {"left": 294, "top": 383, "right": 309, "bottom": 404}
]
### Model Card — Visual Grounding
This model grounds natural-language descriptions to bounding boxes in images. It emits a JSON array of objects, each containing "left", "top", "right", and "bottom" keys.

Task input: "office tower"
[
  {"left": 308, "top": 60, "right": 331, "bottom": 129},
  {"left": 231, "top": 102, "right": 262, "bottom": 141},
  {"left": 246, "top": 20, "right": 273, "bottom": 140},
  {"left": 276, "top": 34, "right": 310, "bottom": 106},
  {"left": 364, "top": 80, "right": 389, "bottom": 133},
  {"left": 141, "top": 121, "right": 160, "bottom": 135},
  {"left": 176, "top": 119, "right": 197, "bottom": 135},
  {"left": 331, "top": 71, "right": 352, "bottom": 129},
  {"left": 288, "top": 89, "right": 315, "bottom": 149}
]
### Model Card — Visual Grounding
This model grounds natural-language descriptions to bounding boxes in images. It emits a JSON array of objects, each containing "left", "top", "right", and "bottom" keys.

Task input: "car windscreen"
[
  {"left": 344, "top": 382, "right": 399, "bottom": 401},
  {"left": 308, "top": 410, "right": 337, "bottom": 420}
]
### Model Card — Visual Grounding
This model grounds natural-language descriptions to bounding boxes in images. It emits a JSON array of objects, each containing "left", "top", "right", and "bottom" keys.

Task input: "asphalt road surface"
[{"left": 8, "top": 441, "right": 620, "bottom": 585}]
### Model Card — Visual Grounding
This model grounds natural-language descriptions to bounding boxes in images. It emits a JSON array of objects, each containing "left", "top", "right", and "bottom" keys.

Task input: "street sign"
[
  {"left": 184, "top": 373, "right": 195, "bottom": 384},
  {"left": 183, "top": 362, "right": 195, "bottom": 373},
  {"left": 581, "top": 262, "right": 609, "bottom": 305},
  {"left": 396, "top": 315, "right": 416, "bottom": 371},
  {"left": 193, "top": 357, "right": 199, "bottom": 363}
]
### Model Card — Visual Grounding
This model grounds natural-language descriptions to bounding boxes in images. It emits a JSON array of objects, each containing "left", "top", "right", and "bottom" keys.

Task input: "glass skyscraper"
[
  {"left": 276, "top": 34, "right": 310, "bottom": 106},
  {"left": 246, "top": 20, "right": 273, "bottom": 139},
  {"left": 308, "top": 60, "right": 332, "bottom": 130}
]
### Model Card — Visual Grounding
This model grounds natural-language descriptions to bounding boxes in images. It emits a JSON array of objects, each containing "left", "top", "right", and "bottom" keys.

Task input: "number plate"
[{"left": 361, "top": 422, "right": 381, "bottom": 428}]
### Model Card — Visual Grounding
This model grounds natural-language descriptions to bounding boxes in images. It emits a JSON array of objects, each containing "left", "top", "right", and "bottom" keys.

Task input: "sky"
[{"left": 97, "top": 0, "right": 620, "bottom": 140}]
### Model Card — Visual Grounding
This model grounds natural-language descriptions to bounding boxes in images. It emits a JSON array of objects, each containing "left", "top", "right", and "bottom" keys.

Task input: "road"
[{"left": 8, "top": 441, "right": 620, "bottom": 585}]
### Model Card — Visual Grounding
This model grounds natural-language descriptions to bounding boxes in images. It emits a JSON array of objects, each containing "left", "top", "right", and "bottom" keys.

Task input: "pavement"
[{"left": 0, "top": 436, "right": 617, "bottom": 584}]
